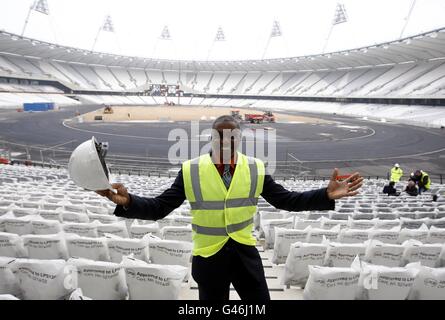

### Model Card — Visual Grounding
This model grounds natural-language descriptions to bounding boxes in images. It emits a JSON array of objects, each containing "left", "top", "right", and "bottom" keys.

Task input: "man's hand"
[
  {"left": 326, "top": 168, "right": 363, "bottom": 200},
  {"left": 96, "top": 183, "right": 131, "bottom": 207}
]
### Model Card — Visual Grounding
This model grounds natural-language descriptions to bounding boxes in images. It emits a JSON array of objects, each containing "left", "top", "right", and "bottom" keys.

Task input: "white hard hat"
[
  {"left": 68, "top": 137, "right": 114, "bottom": 192},
  {"left": 394, "top": 163, "right": 400, "bottom": 167}
]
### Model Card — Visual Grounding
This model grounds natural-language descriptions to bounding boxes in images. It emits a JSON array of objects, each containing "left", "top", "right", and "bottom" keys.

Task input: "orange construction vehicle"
[{"left": 244, "top": 111, "right": 275, "bottom": 124}]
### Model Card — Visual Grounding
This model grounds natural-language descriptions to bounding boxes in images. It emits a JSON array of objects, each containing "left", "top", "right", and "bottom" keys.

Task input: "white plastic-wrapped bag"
[
  {"left": 31, "top": 218, "right": 62, "bottom": 235},
  {"left": 415, "top": 211, "right": 436, "bottom": 220},
  {"left": 161, "top": 225, "right": 192, "bottom": 242},
  {"left": 272, "top": 227, "right": 308, "bottom": 265},
  {"left": 65, "top": 234, "right": 110, "bottom": 261},
  {"left": 0, "top": 257, "right": 20, "bottom": 297},
  {"left": 3, "top": 204, "right": 20, "bottom": 213},
  {"left": 41, "top": 203, "right": 63, "bottom": 212},
  {"left": 347, "top": 217, "right": 376, "bottom": 230},
  {"left": 364, "top": 240, "right": 404, "bottom": 267},
  {"left": 330, "top": 212, "right": 352, "bottom": 220},
  {"left": 282, "top": 241, "right": 328, "bottom": 287},
  {"left": 306, "top": 225, "right": 341, "bottom": 243},
  {"left": 375, "top": 219, "right": 401, "bottom": 230},
  {"left": 129, "top": 220, "right": 160, "bottom": 239},
  {"left": 427, "top": 217, "right": 445, "bottom": 229},
  {"left": 398, "top": 224, "right": 429, "bottom": 244},
  {"left": 122, "top": 256, "right": 188, "bottom": 300},
  {"left": 106, "top": 234, "right": 150, "bottom": 263},
  {"left": 60, "top": 211, "right": 90, "bottom": 224},
  {"left": 398, "top": 211, "right": 416, "bottom": 220},
  {"left": 255, "top": 211, "right": 284, "bottom": 233},
  {"left": 119, "top": 218, "right": 134, "bottom": 234},
  {"left": 67, "top": 257, "right": 127, "bottom": 300},
  {"left": 303, "top": 260, "right": 360, "bottom": 300},
  {"left": 0, "top": 232, "right": 28, "bottom": 258},
  {"left": 337, "top": 228, "right": 371, "bottom": 244},
  {"left": 295, "top": 218, "right": 321, "bottom": 230},
  {"left": 0, "top": 205, "right": 11, "bottom": 215},
  {"left": 171, "top": 215, "right": 192, "bottom": 227},
  {"left": 87, "top": 213, "right": 118, "bottom": 225},
  {"left": 320, "top": 217, "right": 348, "bottom": 230},
  {"left": 2, "top": 213, "right": 33, "bottom": 236},
  {"left": 0, "top": 214, "right": 6, "bottom": 232},
  {"left": 63, "top": 204, "right": 85, "bottom": 214},
  {"left": 68, "top": 288, "right": 93, "bottom": 300},
  {"left": 375, "top": 212, "right": 399, "bottom": 221},
  {"left": 86, "top": 205, "right": 109, "bottom": 215},
  {"left": 14, "top": 259, "right": 70, "bottom": 300},
  {"left": 22, "top": 233, "right": 69, "bottom": 260},
  {"left": 305, "top": 211, "right": 330, "bottom": 220},
  {"left": 406, "top": 263, "right": 445, "bottom": 300},
  {"left": 358, "top": 261, "right": 418, "bottom": 300},
  {"left": 368, "top": 226, "right": 401, "bottom": 244},
  {"left": 149, "top": 236, "right": 192, "bottom": 268},
  {"left": 63, "top": 221, "right": 99, "bottom": 238},
  {"left": 352, "top": 212, "right": 375, "bottom": 221},
  {"left": 401, "top": 240, "right": 443, "bottom": 267},
  {"left": 324, "top": 242, "right": 366, "bottom": 267},
  {"left": 156, "top": 216, "right": 175, "bottom": 229},
  {"left": 427, "top": 226, "right": 445, "bottom": 244},
  {"left": 11, "top": 208, "right": 38, "bottom": 218},
  {"left": 261, "top": 218, "right": 294, "bottom": 249},
  {"left": 38, "top": 210, "right": 62, "bottom": 222},
  {"left": 97, "top": 221, "right": 129, "bottom": 238},
  {"left": 400, "top": 217, "right": 429, "bottom": 229}
]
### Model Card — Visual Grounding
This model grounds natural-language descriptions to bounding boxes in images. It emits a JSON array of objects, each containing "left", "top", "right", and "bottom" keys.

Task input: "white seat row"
[
  {"left": 303, "top": 258, "right": 445, "bottom": 300},
  {"left": 282, "top": 239, "right": 445, "bottom": 290},
  {"left": 0, "top": 255, "right": 189, "bottom": 300},
  {"left": 0, "top": 231, "right": 192, "bottom": 265}
]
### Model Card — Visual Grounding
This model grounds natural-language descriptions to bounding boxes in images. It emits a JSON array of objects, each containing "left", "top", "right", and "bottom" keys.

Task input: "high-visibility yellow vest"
[
  {"left": 421, "top": 171, "right": 431, "bottom": 189},
  {"left": 182, "top": 152, "right": 265, "bottom": 257},
  {"left": 390, "top": 167, "right": 403, "bottom": 182}
]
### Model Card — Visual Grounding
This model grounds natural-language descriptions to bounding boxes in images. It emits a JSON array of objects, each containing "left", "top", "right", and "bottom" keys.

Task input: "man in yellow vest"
[
  {"left": 390, "top": 163, "right": 403, "bottom": 182},
  {"left": 97, "top": 115, "right": 364, "bottom": 301},
  {"left": 410, "top": 170, "right": 431, "bottom": 194}
]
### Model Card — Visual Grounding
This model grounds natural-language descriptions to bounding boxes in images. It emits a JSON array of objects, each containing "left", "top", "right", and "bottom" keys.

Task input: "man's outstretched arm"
[
  {"left": 98, "top": 170, "right": 186, "bottom": 221},
  {"left": 260, "top": 169, "right": 363, "bottom": 211},
  {"left": 260, "top": 175, "right": 335, "bottom": 211}
]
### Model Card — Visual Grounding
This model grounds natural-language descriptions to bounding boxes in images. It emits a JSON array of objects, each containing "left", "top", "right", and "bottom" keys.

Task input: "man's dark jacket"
[{"left": 114, "top": 169, "right": 335, "bottom": 220}]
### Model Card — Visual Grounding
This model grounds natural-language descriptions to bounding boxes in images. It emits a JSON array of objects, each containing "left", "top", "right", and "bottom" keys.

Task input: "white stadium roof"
[{"left": 0, "top": 28, "right": 445, "bottom": 72}]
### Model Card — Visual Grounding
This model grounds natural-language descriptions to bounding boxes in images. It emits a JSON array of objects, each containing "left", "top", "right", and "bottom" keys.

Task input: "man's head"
[
  {"left": 389, "top": 181, "right": 395, "bottom": 187},
  {"left": 211, "top": 115, "right": 241, "bottom": 164},
  {"left": 414, "top": 170, "right": 422, "bottom": 177},
  {"left": 408, "top": 180, "right": 416, "bottom": 188},
  {"left": 394, "top": 163, "right": 400, "bottom": 168}
]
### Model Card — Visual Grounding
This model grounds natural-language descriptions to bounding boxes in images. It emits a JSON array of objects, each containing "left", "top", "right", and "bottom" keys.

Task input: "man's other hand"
[
  {"left": 96, "top": 183, "right": 131, "bottom": 207},
  {"left": 327, "top": 168, "right": 364, "bottom": 200}
]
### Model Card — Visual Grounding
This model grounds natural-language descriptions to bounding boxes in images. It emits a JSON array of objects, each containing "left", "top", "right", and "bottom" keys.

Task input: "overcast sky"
[{"left": 1, "top": 0, "right": 444, "bottom": 60}]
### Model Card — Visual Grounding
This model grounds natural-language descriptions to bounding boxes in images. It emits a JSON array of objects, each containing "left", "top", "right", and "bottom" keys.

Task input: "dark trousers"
[
  {"left": 191, "top": 238, "right": 270, "bottom": 301},
  {"left": 418, "top": 186, "right": 428, "bottom": 194}
]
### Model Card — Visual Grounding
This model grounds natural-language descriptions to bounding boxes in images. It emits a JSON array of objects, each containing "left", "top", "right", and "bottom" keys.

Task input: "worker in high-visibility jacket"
[
  {"left": 390, "top": 163, "right": 403, "bottom": 182},
  {"left": 410, "top": 170, "right": 431, "bottom": 194},
  {"left": 97, "top": 115, "right": 364, "bottom": 301}
]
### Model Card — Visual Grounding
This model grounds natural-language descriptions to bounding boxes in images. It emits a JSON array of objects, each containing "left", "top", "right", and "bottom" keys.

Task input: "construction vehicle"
[
  {"left": 230, "top": 110, "right": 243, "bottom": 122},
  {"left": 244, "top": 111, "right": 275, "bottom": 124},
  {"left": 103, "top": 106, "right": 114, "bottom": 114}
]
